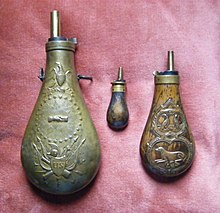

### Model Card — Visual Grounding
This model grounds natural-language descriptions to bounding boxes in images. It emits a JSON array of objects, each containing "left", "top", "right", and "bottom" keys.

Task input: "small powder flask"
[
  {"left": 140, "top": 51, "right": 195, "bottom": 179},
  {"left": 107, "top": 67, "right": 129, "bottom": 130},
  {"left": 21, "top": 11, "right": 100, "bottom": 194}
]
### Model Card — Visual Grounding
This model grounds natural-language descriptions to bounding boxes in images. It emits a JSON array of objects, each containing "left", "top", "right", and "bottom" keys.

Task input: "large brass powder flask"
[
  {"left": 21, "top": 11, "right": 100, "bottom": 194},
  {"left": 140, "top": 51, "right": 195, "bottom": 179}
]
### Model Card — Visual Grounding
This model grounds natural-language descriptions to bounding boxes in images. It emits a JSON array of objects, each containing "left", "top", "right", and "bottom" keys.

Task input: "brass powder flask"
[
  {"left": 107, "top": 67, "right": 129, "bottom": 130},
  {"left": 140, "top": 51, "right": 195, "bottom": 179},
  {"left": 21, "top": 11, "right": 100, "bottom": 194}
]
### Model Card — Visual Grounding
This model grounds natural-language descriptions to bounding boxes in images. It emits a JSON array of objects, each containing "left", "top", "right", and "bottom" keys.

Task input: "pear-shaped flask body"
[
  {"left": 140, "top": 51, "right": 195, "bottom": 178},
  {"left": 21, "top": 11, "right": 100, "bottom": 194}
]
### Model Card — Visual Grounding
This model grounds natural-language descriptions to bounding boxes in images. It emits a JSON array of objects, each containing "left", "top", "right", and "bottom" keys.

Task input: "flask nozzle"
[
  {"left": 167, "top": 50, "right": 174, "bottom": 71},
  {"left": 50, "top": 10, "right": 61, "bottom": 38},
  {"left": 117, "top": 67, "right": 123, "bottom": 81}
]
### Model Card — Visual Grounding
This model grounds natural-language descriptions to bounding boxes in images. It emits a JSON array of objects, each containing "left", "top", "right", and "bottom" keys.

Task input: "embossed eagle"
[{"left": 33, "top": 136, "right": 85, "bottom": 180}]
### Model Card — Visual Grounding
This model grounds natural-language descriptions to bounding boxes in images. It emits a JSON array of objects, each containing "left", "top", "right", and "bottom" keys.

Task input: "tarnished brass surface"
[
  {"left": 155, "top": 74, "right": 179, "bottom": 84},
  {"left": 21, "top": 11, "right": 100, "bottom": 194},
  {"left": 140, "top": 51, "right": 195, "bottom": 178},
  {"left": 107, "top": 67, "right": 129, "bottom": 130},
  {"left": 112, "top": 84, "right": 125, "bottom": 92}
]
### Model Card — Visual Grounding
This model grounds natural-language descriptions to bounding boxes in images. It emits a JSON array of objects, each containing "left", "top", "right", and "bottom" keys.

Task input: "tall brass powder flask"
[
  {"left": 21, "top": 11, "right": 100, "bottom": 194},
  {"left": 140, "top": 51, "right": 195, "bottom": 179}
]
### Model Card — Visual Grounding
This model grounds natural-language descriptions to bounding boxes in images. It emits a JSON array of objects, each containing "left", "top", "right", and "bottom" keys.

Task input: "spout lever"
[
  {"left": 38, "top": 68, "right": 45, "bottom": 82},
  {"left": 77, "top": 75, "right": 93, "bottom": 81}
]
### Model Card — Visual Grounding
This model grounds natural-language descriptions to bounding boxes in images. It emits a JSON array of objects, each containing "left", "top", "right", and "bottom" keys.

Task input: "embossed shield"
[
  {"left": 56, "top": 74, "right": 66, "bottom": 86},
  {"left": 51, "top": 157, "right": 66, "bottom": 177}
]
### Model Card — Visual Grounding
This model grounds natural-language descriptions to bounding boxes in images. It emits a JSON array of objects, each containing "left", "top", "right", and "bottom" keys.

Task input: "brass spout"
[
  {"left": 50, "top": 10, "right": 61, "bottom": 37},
  {"left": 167, "top": 50, "right": 174, "bottom": 71},
  {"left": 117, "top": 67, "right": 123, "bottom": 81}
]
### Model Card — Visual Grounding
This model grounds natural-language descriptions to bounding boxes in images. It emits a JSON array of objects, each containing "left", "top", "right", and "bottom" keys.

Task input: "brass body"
[
  {"left": 107, "top": 67, "right": 129, "bottom": 130},
  {"left": 21, "top": 11, "right": 100, "bottom": 194},
  {"left": 140, "top": 51, "right": 195, "bottom": 178}
]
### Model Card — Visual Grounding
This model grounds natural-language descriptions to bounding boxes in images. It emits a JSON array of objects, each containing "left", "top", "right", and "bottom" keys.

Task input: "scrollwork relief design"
[{"left": 147, "top": 98, "right": 193, "bottom": 175}]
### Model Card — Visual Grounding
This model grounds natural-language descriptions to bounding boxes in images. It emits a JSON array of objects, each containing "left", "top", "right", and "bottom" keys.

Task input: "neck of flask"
[
  {"left": 153, "top": 74, "right": 181, "bottom": 106},
  {"left": 45, "top": 40, "right": 76, "bottom": 76}
]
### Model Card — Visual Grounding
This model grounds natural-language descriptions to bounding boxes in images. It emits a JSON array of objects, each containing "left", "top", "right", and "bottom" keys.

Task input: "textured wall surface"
[{"left": 0, "top": 1, "right": 220, "bottom": 212}]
